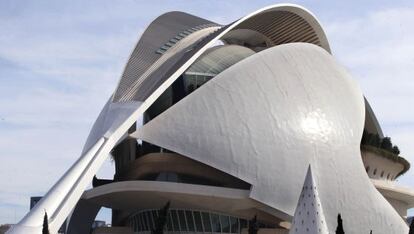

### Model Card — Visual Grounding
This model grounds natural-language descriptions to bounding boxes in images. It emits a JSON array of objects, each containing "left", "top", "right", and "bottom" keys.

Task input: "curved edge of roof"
[
  {"left": 82, "top": 180, "right": 250, "bottom": 200},
  {"left": 224, "top": 3, "right": 331, "bottom": 53},
  {"left": 372, "top": 179, "right": 414, "bottom": 207},
  {"left": 364, "top": 97, "right": 384, "bottom": 137}
]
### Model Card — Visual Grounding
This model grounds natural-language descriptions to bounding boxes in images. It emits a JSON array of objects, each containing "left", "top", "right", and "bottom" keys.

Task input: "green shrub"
[{"left": 361, "top": 130, "right": 400, "bottom": 156}]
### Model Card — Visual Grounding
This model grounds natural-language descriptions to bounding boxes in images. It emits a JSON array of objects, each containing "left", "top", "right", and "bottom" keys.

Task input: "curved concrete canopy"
[
  {"left": 373, "top": 179, "right": 414, "bottom": 207},
  {"left": 223, "top": 7, "right": 330, "bottom": 52},
  {"left": 80, "top": 181, "right": 285, "bottom": 225},
  {"left": 134, "top": 43, "right": 407, "bottom": 233}
]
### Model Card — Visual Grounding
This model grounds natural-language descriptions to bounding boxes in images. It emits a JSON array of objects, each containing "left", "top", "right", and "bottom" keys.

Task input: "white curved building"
[{"left": 7, "top": 4, "right": 414, "bottom": 234}]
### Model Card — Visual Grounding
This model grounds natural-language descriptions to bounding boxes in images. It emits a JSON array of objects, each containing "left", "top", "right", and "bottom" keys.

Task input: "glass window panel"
[
  {"left": 167, "top": 212, "right": 173, "bottom": 231},
  {"left": 152, "top": 210, "right": 158, "bottom": 230},
  {"left": 152, "top": 211, "right": 158, "bottom": 230},
  {"left": 185, "top": 211, "right": 195, "bottom": 231},
  {"left": 140, "top": 213, "right": 147, "bottom": 231},
  {"left": 146, "top": 211, "right": 154, "bottom": 231},
  {"left": 202, "top": 212, "right": 212, "bottom": 232},
  {"left": 239, "top": 219, "right": 247, "bottom": 231},
  {"left": 167, "top": 172, "right": 178, "bottom": 182},
  {"left": 194, "top": 211, "right": 203, "bottom": 232},
  {"left": 220, "top": 215, "right": 230, "bottom": 233},
  {"left": 130, "top": 217, "right": 135, "bottom": 232},
  {"left": 137, "top": 215, "right": 141, "bottom": 232},
  {"left": 171, "top": 210, "right": 180, "bottom": 232},
  {"left": 177, "top": 210, "right": 188, "bottom": 231},
  {"left": 229, "top": 216, "right": 238, "bottom": 233},
  {"left": 210, "top": 214, "right": 221, "bottom": 232}
]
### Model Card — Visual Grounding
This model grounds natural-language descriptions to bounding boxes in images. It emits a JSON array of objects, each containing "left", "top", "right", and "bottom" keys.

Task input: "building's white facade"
[{"left": 7, "top": 4, "right": 414, "bottom": 234}]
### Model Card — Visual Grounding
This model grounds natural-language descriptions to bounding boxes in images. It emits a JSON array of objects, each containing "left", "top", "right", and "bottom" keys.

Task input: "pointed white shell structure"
[{"left": 289, "top": 166, "right": 329, "bottom": 234}]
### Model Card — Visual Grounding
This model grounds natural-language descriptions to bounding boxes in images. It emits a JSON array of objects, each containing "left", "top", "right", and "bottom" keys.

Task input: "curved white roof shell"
[{"left": 134, "top": 43, "right": 407, "bottom": 233}]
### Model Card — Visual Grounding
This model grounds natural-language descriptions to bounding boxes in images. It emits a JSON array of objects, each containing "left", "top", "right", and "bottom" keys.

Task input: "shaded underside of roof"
[
  {"left": 230, "top": 10, "right": 323, "bottom": 49},
  {"left": 185, "top": 45, "right": 255, "bottom": 76}
]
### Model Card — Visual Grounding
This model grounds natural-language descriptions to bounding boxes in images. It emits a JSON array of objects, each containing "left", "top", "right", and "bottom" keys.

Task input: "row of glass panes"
[
  {"left": 155, "top": 24, "right": 217, "bottom": 55},
  {"left": 128, "top": 209, "right": 247, "bottom": 233},
  {"left": 182, "top": 74, "right": 215, "bottom": 93}
]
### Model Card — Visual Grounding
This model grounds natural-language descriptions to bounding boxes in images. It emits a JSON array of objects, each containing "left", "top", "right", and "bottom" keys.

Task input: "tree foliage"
[
  {"left": 361, "top": 130, "right": 401, "bottom": 156},
  {"left": 42, "top": 211, "right": 50, "bottom": 234}
]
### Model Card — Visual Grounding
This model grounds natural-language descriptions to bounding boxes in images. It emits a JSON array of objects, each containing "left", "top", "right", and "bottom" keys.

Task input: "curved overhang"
[
  {"left": 373, "top": 179, "right": 414, "bottom": 207},
  {"left": 364, "top": 98, "right": 384, "bottom": 137},
  {"left": 222, "top": 4, "right": 331, "bottom": 53},
  {"left": 120, "top": 153, "right": 250, "bottom": 189},
  {"left": 82, "top": 181, "right": 288, "bottom": 225}
]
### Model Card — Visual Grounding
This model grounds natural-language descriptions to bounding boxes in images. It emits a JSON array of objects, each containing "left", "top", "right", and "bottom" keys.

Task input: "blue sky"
[{"left": 1, "top": 0, "right": 414, "bottom": 225}]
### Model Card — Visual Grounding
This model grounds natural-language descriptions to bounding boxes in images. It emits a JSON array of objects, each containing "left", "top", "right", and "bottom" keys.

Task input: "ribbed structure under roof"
[
  {"left": 113, "top": 12, "right": 220, "bottom": 102},
  {"left": 234, "top": 11, "right": 322, "bottom": 47}
]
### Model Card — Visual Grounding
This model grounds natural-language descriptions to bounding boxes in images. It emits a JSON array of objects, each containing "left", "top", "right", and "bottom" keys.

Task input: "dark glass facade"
[{"left": 127, "top": 209, "right": 274, "bottom": 233}]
